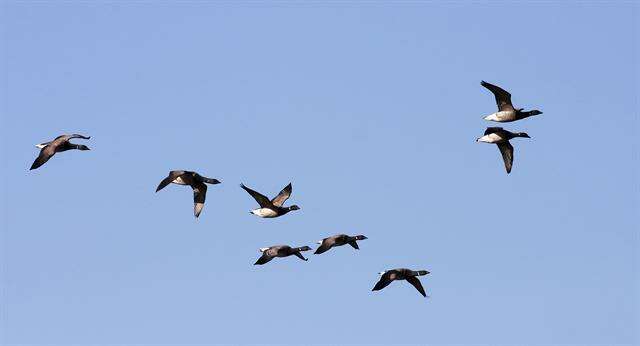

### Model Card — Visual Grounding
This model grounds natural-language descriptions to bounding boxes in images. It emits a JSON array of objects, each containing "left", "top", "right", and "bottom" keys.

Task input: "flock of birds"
[{"left": 29, "top": 81, "right": 542, "bottom": 298}]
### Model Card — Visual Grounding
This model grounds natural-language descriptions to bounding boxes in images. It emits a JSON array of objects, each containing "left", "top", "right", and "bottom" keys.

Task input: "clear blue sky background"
[{"left": 1, "top": 2, "right": 638, "bottom": 345}]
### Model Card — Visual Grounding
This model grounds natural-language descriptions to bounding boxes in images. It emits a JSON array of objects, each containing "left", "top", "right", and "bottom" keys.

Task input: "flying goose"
[
  {"left": 476, "top": 127, "right": 530, "bottom": 174},
  {"left": 156, "top": 171, "right": 221, "bottom": 218},
  {"left": 30, "top": 134, "right": 91, "bottom": 170},
  {"left": 481, "top": 81, "right": 542, "bottom": 122},
  {"left": 240, "top": 183, "right": 300, "bottom": 218},
  {"left": 254, "top": 245, "right": 312, "bottom": 265},
  {"left": 314, "top": 234, "right": 368, "bottom": 255},
  {"left": 372, "top": 268, "right": 430, "bottom": 297}
]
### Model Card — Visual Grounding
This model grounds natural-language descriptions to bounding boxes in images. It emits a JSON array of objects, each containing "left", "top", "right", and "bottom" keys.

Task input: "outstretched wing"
[
  {"left": 372, "top": 273, "right": 393, "bottom": 291},
  {"left": 30, "top": 146, "right": 56, "bottom": 170},
  {"left": 497, "top": 141, "right": 514, "bottom": 174},
  {"left": 254, "top": 253, "right": 273, "bottom": 265},
  {"left": 240, "top": 184, "right": 271, "bottom": 207},
  {"left": 271, "top": 183, "right": 292, "bottom": 207},
  {"left": 484, "top": 127, "right": 504, "bottom": 136},
  {"left": 314, "top": 238, "right": 333, "bottom": 254},
  {"left": 156, "top": 171, "right": 185, "bottom": 192},
  {"left": 406, "top": 276, "right": 427, "bottom": 297},
  {"left": 67, "top": 134, "right": 91, "bottom": 140},
  {"left": 481, "top": 81, "right": 514, "bottom": 112},
  {"left": 192, "top": 182, "right": 207, "bottom": 218},
  {"left": 293, "top": 251, "right": 308, "bottom": 261}
]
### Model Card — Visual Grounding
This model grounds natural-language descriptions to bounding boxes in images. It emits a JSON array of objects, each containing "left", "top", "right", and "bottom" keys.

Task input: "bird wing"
[
  {"left": 497, "top": 141, "right": 514, "bottom": 174},
  {"left": 254, "top": 253, "right": 273, "bottom": 265},
  {"left": 372, "top": 272, "right": 394, "bottom": 291},
  {"left": 484, "top": 127, "right": 504, "bottom": 135},
  {"left": 156, "top": 171, "right": 185, "bottom": 192},
  {"left": 406, "top": 276, "right": 427, "bottom": 297},
  {"left": 192, "top": 182, "right": 207, "bottom": 218},
  {"left": 270, "top": 183, "right": 292, "bottom": 207},
  {"left": 30, "top": 145, "right": 56, "bottom": 170},
  {"left": 481, "top": 81, "right": 514, "bottom": 112},
  {"left": 293, "top": 251, "right": 308, "bottom": 261},
  {"left": 240, "top": 184, "right": 272, "bottom": 207},
  {"left": 314, "top": 238, "right": 334, "bottom": 254},
  {"left": 67, "top": 134, "right": 91, "bottom": 140}
]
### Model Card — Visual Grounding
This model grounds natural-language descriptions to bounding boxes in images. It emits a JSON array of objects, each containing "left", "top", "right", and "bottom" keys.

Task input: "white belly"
[
  {"left": 172, "top": 177, "right": 188, "bottom": 185},
  {"left": 477, "top": 133, "right": 505, "bottom": 143},
  {"left": 484, "top": 111, "right": 515, "bottom": 122},
  {"left": 251, "top": 208, "right": 278, "bottom": 218}
]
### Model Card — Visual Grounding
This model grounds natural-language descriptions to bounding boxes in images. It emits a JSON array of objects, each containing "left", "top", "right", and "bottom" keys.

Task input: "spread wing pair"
[
  {"left": 372, "top": 270, "right": 427, "bottom": 297},
  {"left": 156, "top": 171, "right": 210, "bottom": 218},
  {"left": 241, "top": 183, "right": 292, "bottom": 208}
]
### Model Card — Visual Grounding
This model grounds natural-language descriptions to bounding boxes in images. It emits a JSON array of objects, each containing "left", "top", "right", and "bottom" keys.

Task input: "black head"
[
  {"left": 529, "top": 110, "right": 543, "bottom": 116},
  {"left": 205, "top": 178, "right": 221, "bottom": 185},
  {"left": 297, "top": 246, "right": 312, "bottom": 252},
  {"left": 517, "top": 132, "right": 531, "bottom": 139},
  {"left": 78, "top": 145, "right": 90, "bottom": 151},
  {"left": 288, "top": 205, "right": 300, "bottom": 211},
  {"left": 354, "top": 235, "right": 368, "bottom": 240}
]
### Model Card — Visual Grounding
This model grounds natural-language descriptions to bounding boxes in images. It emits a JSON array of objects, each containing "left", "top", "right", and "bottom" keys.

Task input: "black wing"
[
  {"left": 192, "top": 182, "right": 207, "bottom": 218},
  {"left": 314, "top": 238, "right": 334, "bottom": 254},
  {"left": 156, "top": 171, "right": 185, "bottom": 192},
  {"left": 406, "top": 276, "right": 427, "bottom": 297},
  {"left": 240, "top": 184, "right": 272, "bottom": 208},
  {"left": 30, "top": 146, "right": 56, "bottom": 170},
  {"left": 481, "top": 81, "right": 514, "bottom": 112},
  {"left": 372, "top": 273, "right": 393, "bottom": 291},
  {"left": 484, "top": 127, "right": 504, "bottom": 136},
  {"left": 254, "top": 253, "right": 273, "bottom": 265},
  {"left": 497, "top": 141, "right": 514, "bottom": 174},
  {"left": 293, "top": 251, "right": 308, "bottom": 261},
  {"left": 271, "top": 183, "right": 292, "bottom": 207}
]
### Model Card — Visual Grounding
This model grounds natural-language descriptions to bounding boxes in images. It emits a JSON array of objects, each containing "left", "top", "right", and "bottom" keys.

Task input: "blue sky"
[{"left": 1, "top": 2, "right": 638, "bottom": 345}]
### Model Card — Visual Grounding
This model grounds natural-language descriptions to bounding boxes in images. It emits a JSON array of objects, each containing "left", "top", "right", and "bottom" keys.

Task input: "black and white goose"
[
  {"left": 314, "top": 234, "right": 368, "bottom": 255},
  {"left": 481, "top": 81, "right": 542, "bottom": 122},
  {"left": 254, "top": 245, "right": 312, "bottom": 265},
  {"left": 240, "top": 183, "right": 300, "bottom": 218},
  {"left": 30, "top": 134, "right": 91, "bottom": 170},
  {"left": 476, "top": 127, "right": 530, "bottom": 174},
  {"left": 156, "top": 171, "right": 221, "bottom": 218},
  {"left": 372, "top": 268, "right": 430, "bottom": 297}
]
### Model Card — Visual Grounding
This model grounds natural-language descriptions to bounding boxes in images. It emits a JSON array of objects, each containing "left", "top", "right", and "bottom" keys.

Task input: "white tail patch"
[
  {"left": 35, "top": 143, "right": 47, "bottom": 149},
  {"left": 259, "top": 247, "right": 269, "bottom": 252},
  {"left": 378, "top": 271, "right": 386, "bottom": 275},
  {"left": 316, "top": 241, "right": 323, "bottom": 244}
]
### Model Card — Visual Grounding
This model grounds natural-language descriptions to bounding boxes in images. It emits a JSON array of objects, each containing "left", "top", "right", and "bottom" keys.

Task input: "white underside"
[
  {"left": 251, "top": 208, "right": 278, "bottom": 218},
  {"left": 172, "top": 177, "right": 188, "bottom": 185},
  {"left": 484, "top": 111, "right": 515, "bottom": 122},
  {"left": 477, "top": 133, "right": 504, "bottom": 144}
]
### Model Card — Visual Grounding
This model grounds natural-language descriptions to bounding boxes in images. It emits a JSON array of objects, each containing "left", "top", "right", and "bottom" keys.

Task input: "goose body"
[
  {"left": 241, "top": 183, "right": 300, "bottom": 218},
  {"left": 254, "top": 245, "right": 312, "bottom": 265},
  {"left": 156, "top": 170, "right": 221, "bottom": 218},
  {"left": 476, "top": 127, "right": 530, "bottom": 174},
  {"left": 481, "top": 81, "right": 542, "bottom": 122},
  {"left": 372, "top": 268, "right": 430, "bottom": 297},
  {"left": 30, "top": 134, "right": 91, "bottom": 170},
  {"left": 314, "top": 234, "right": 368, "bottom": 254}
]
